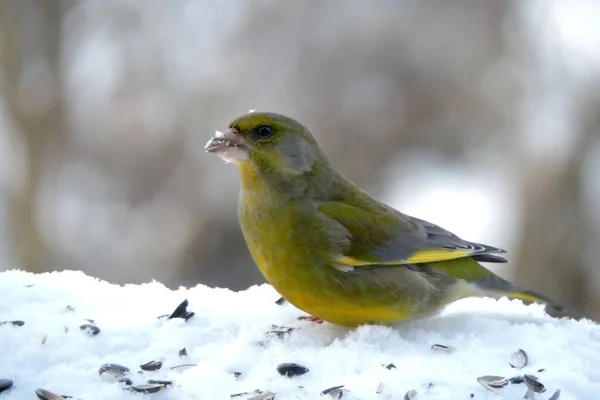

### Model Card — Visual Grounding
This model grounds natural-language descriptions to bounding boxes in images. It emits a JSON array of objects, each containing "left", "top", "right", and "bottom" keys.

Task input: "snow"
[{"left": 0, "top": 270, "right": 599, "bottom": 400}]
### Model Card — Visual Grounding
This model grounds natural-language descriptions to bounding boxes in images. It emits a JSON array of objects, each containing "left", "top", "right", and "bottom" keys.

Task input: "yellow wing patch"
[
  {"left": 405, "top": 249, "right": 473, "bottom": 263},
  {"left": 336, "top": 255, "right": 397, "bottom": 267},
  {"left": 337, "top": 248, "right": 473, "bottom": 267}
]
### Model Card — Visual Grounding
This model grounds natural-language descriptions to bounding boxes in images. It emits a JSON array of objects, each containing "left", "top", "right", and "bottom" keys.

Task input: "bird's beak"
[{"left": 205, "top": 129, "right": 249, "bottom": 161}]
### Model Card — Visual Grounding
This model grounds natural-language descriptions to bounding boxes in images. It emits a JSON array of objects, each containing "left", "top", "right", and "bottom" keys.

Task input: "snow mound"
[{"left": 0, "top": 270, "right": 598, "bottom": 400}]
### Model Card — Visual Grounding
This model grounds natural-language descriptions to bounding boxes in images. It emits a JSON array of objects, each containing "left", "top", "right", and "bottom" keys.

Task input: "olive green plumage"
[{"left": 205, "top": 111, "right": 562, "bottom": 327}]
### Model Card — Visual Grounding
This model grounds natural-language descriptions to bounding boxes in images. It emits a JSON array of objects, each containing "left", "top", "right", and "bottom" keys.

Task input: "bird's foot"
[{"left": 297, "top": 316, "right": 324, "bottom": 324}]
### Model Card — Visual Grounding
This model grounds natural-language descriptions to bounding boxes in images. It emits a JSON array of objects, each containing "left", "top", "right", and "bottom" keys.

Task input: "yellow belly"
[
  {"left": 247, "top": 229, "right": 413, "bottom": 326},
  {"left": 285, "top": 286, "right": 412, "bottom": 327}
]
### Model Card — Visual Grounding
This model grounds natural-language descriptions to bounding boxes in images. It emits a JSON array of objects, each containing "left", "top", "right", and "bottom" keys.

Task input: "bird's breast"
[{"left": 239, "top": 191, "right": 315, "bottom": 282}]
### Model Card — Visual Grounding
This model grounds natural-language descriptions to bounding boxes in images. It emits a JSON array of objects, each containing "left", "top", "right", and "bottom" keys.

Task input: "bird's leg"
[{"left": 297, "top": 315, "right": 324, "bottom": 324}]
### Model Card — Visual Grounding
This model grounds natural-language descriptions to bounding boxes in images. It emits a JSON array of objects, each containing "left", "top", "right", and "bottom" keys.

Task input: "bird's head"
[{"left": 206, "top": 112, "right": 326, "bottom": 179}]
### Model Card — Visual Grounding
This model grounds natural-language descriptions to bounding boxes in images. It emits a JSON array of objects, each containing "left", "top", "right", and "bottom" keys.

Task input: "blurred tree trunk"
[
  {"left": 514, "top": 104, "right": 600, "bottom": 321},
  {"left": 0, "top": 0, "right": 65, "bottom": 272}
]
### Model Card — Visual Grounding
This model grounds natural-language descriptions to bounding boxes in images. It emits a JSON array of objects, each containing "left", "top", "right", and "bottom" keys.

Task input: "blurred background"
[{"left": 0, "top": 0, "right": 599, "bottom": 319}]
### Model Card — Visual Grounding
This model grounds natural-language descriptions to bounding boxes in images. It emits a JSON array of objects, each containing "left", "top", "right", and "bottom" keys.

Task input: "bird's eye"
[{"left": 256, "top": 125, "right": 273, "bottom": 138}]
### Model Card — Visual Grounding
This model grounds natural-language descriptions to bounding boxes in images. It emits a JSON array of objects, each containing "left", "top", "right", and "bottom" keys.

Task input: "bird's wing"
[{"left": 318, "top": 201, "right": 506, "bottom": 270}]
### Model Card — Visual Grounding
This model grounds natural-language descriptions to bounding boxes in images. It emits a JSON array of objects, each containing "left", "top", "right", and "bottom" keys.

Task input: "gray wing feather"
[{"left": 370, "top": 215, "right": 506, "bottom": 264}]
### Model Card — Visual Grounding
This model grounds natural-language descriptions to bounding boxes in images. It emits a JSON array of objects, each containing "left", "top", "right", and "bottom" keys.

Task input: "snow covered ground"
[{"left": 0, "top": 270, "right": 598, "bottom": 400}]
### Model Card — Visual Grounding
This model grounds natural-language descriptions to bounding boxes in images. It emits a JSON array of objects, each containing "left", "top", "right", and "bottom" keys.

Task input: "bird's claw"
[{"left": 297, "top": 316, "right": 324, "bottom": 324}]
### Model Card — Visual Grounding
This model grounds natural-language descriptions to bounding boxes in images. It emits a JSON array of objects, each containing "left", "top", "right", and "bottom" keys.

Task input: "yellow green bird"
[{"left": 205, "top": 111, "right": 563, "bottom": 327}]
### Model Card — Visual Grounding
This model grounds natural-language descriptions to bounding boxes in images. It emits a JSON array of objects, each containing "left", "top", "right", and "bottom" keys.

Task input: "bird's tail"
[{"left": 464, "top": 274, "right": 565, "bottom": 312}]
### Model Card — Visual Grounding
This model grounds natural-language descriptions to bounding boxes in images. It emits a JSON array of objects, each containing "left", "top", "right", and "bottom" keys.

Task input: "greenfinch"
[{"left": 205, "top": 112, "right": 562, "bottom": 327}]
